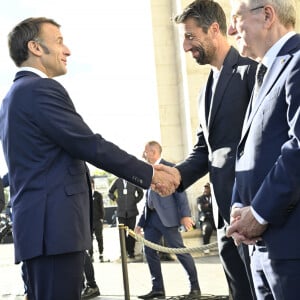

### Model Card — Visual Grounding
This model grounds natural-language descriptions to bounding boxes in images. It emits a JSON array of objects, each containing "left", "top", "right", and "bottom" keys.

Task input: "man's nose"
[
  {"left": 227, "top": 23, "right": 237, "bottom": 36},
  {"left": 183, "top": 39, "right": 192, "bottom": 52}
]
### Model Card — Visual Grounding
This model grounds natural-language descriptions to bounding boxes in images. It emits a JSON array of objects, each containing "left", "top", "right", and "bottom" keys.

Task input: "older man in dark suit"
[
  {"left": 0, "top": 17, "right": 177, "bottom": 300},
  {"left": 226, "top": 0, "right": 300, "bottom": 299}
]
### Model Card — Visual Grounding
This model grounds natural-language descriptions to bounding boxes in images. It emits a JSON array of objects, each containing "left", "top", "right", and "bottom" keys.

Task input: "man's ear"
[
  {"left": 263, "top": 5, "right": 275, "bottom": 28},
  {"left": 27, "top": 40, "right": 43, "bottom": 56},
  {"left": 209, "top": 21, "right": 220, "bottom": 37}
]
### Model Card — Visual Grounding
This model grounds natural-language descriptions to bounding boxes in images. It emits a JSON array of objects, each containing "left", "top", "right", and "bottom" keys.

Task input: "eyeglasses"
[{"left": 231, "top": 5, "right": 264, "bottom": 25}]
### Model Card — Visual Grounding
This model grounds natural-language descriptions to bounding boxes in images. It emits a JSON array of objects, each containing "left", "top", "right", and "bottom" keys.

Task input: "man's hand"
[
  {"left": 151, "top": 165, "right": 181, "bottom": 196},
  {"left": 180, "top": 216, "right": 195, "bottom": 231},
  {"left": 134, "top": 226, "right": 143, "bottom": 235},
  {"left": 226, "top": 206, "right": 268, "bottom": 246}
]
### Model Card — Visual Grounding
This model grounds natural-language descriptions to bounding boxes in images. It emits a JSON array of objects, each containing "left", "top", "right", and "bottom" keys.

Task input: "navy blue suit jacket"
[
  {"left": 233, "top": 34, "right": 300, "bottom": 259},
  {"left": 138, "top": 159, "right": 191, "bottom": 228},
  {"left": 0, "top": 71, "right": 153, "bottom": 263}
]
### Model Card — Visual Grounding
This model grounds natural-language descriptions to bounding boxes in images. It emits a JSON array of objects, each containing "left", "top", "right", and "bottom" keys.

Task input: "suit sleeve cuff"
[{"left": 251, "top": 206, "right": 268, "bottom": 225}]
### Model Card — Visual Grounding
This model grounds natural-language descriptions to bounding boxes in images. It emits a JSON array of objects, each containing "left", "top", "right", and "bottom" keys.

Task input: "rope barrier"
[
  {"left": 126, "top": 228, "right": 218, "bottom": 255},
  {"left": 118, "top": 225, "right": 229, "bottom": 300}
]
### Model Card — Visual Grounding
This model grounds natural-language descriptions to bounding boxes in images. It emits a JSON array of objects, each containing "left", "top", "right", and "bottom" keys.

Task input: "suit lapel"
[
  {"left": 241, "top": 54, "right": 292, "bottom": 141},
  {"left": 209, "top": 66, "right": 232, "bottom": 129},
  {"left": 208, "top": 47, "right": 238, "bottom": 130},
  {"left": 198, "top": 47, "right": 239, "bottom": 157},
  {"left": 198, "top": 88, "right": 210, "bottom": 153},
  {"left": 240, "top": 34, "right": 300, "bottom": 143},
  {"left": 199, "top": 82, "right": 208, "bottom": 127}
]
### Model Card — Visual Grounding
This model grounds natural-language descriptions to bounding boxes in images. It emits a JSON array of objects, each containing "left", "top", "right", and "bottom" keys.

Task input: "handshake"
[{"left": 151, "top": 165, "right": 181, "bottom": 196}]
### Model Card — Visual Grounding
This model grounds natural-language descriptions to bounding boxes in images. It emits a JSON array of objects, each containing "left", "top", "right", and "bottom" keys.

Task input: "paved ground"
[{"left": 0, "top": 226, "right": 229, "bottom": 299}]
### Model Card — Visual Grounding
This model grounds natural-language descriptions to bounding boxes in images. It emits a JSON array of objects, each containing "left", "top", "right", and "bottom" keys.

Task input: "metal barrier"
[
  {"left": 118, "top": 224, "right": 229, "bottom": 300},
  {"left": 118, "top": 224, "right": 131, "bottom": 300}
]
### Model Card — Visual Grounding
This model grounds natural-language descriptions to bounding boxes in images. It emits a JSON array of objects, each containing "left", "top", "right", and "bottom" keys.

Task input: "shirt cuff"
[
  {"left": 251, "top": 207, "right": 268, "bottom": 225},
  {"left": 232, "top": 203, "right": 244, "bottom": 209}
]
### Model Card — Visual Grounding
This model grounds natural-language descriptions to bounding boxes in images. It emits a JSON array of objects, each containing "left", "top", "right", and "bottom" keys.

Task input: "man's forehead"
[
  {"left": 40, "top": 23, "right": 61, "bottom": 37},
  {"left": 183, "top": 19, "right": 205, "bottom": 35},
  {"left": 183, "top": 17, "right": 198, "bottom": 29}
]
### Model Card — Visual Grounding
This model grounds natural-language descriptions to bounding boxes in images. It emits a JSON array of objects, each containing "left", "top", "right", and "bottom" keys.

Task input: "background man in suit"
[
  {"left": 155, "top": 1, "right": 257, "bottom": 299},
  {"left": 197, "top": 183, "right": 215, "bottom": 248},
  {"left": 226, "top": 0, "right": 300, "bottom": 299},
  {"left": 0, "top": 17, "right": 178, "bottom": 300},
  {"left": 108, "top": 177, "right": 144, "bottom": 259},
  {"left": 135, "top": 141, "right": 200, "bottom": 299},
  {"left": 90, "top": 178, "right": 105, "bottom": 263}
]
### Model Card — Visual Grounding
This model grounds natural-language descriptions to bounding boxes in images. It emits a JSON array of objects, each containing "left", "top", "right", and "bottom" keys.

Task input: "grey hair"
[{"left": 237, "top": 0, "right": 296, "bottom": 27}]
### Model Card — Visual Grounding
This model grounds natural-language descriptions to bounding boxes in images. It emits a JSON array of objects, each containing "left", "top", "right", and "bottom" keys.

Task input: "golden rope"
[{"left": 126, "top": 228, "right": 218, "bottom": 255}]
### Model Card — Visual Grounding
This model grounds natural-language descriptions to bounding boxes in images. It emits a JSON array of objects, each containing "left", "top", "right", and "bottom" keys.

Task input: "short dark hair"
[
  {"left": 174, "top": 0, "right": 227, "bottom": 35},
  {"left": 8, "top": 17, "right": 60, "bottom": 67}
]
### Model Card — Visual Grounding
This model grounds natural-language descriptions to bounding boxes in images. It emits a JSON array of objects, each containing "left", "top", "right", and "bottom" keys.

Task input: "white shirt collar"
[
  {"left": 262, "top": 31, "right": 296, "bottom": 69},
  {"left": 19, "top": 67, "right": 48, "bottom": 78},
  {"left": 154, "top": 157, "right": 161, "bottom": 165},
  {"left": 211, "top": 65, "right": 223, "bottom": 94}
]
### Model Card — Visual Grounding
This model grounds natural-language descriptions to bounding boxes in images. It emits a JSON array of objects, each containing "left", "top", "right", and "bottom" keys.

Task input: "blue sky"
[{"left": 0, "top": 0, "right": 161, "bottom": 174}]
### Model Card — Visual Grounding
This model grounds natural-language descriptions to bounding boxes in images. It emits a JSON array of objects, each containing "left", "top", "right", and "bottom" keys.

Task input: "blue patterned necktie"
[
  {"left": 250, "top": 63, "right": 267, "bottom": 114},
  {"left": 256, "top": 63, "right": 267, "bottom": 88}
]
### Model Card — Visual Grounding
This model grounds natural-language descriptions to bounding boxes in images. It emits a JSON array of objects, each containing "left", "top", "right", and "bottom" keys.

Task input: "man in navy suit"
[
  {"left": 155, "top": 1, "right": 257, "bottom": 299},
  {"left": 0, "top": 17, "right": 178, "bottom": 300},
  {"left": 136, "top": 141, "right": 200, "bottom": 299},
  {"left": 226, "top": 0, "right": 300, "bottom": 299}
]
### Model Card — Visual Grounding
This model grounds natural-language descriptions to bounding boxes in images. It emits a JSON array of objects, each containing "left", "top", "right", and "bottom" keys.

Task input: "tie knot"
[{"left": 256, "top": 63, "right": 267, "bottom": 87}]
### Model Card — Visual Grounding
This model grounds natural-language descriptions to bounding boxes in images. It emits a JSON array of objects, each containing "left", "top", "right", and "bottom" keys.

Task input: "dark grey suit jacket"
[
  {"left": 138, "top": 159, "right": 191, "bottom": 228},
  {"left": 177, "top": 47, "right": 257, "bottom": 225}
]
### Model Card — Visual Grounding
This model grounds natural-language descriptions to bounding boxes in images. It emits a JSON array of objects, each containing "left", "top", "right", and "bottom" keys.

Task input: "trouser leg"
[
  {"left": 25, "top": 251, "right": 85, "bottom": 300},
  {"left": 218, "top": 226, "right": 255, "bottom": 300}
]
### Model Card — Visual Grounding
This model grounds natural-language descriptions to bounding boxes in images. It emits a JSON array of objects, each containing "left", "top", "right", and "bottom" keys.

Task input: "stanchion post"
[{"left": 118, "top": 224, "right": 130, "bottom": 300}]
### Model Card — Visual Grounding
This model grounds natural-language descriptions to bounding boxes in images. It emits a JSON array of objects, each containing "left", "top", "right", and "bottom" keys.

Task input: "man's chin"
[
  {"left": 236, "top": 45, "right": 256, "bottom": 60},
  {"left": 195, "top": 58, "right": 207, "bottom": 66},
  {"left": 56, "top": 69, "right": 68, "bottom": 77},
  {"left": 236, "top": 45, "right": 249, "bottom": 58}
]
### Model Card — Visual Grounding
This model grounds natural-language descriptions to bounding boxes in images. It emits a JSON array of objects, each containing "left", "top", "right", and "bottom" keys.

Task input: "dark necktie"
[
  {"left": 205, "top": 74, "right": 214, "bottom": 123},
  {"left": 249, "top": 63, "right": 267, "bottom": 114},
  {"left": 256, "top": 63, "right": 267, "bottom": 89}
]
